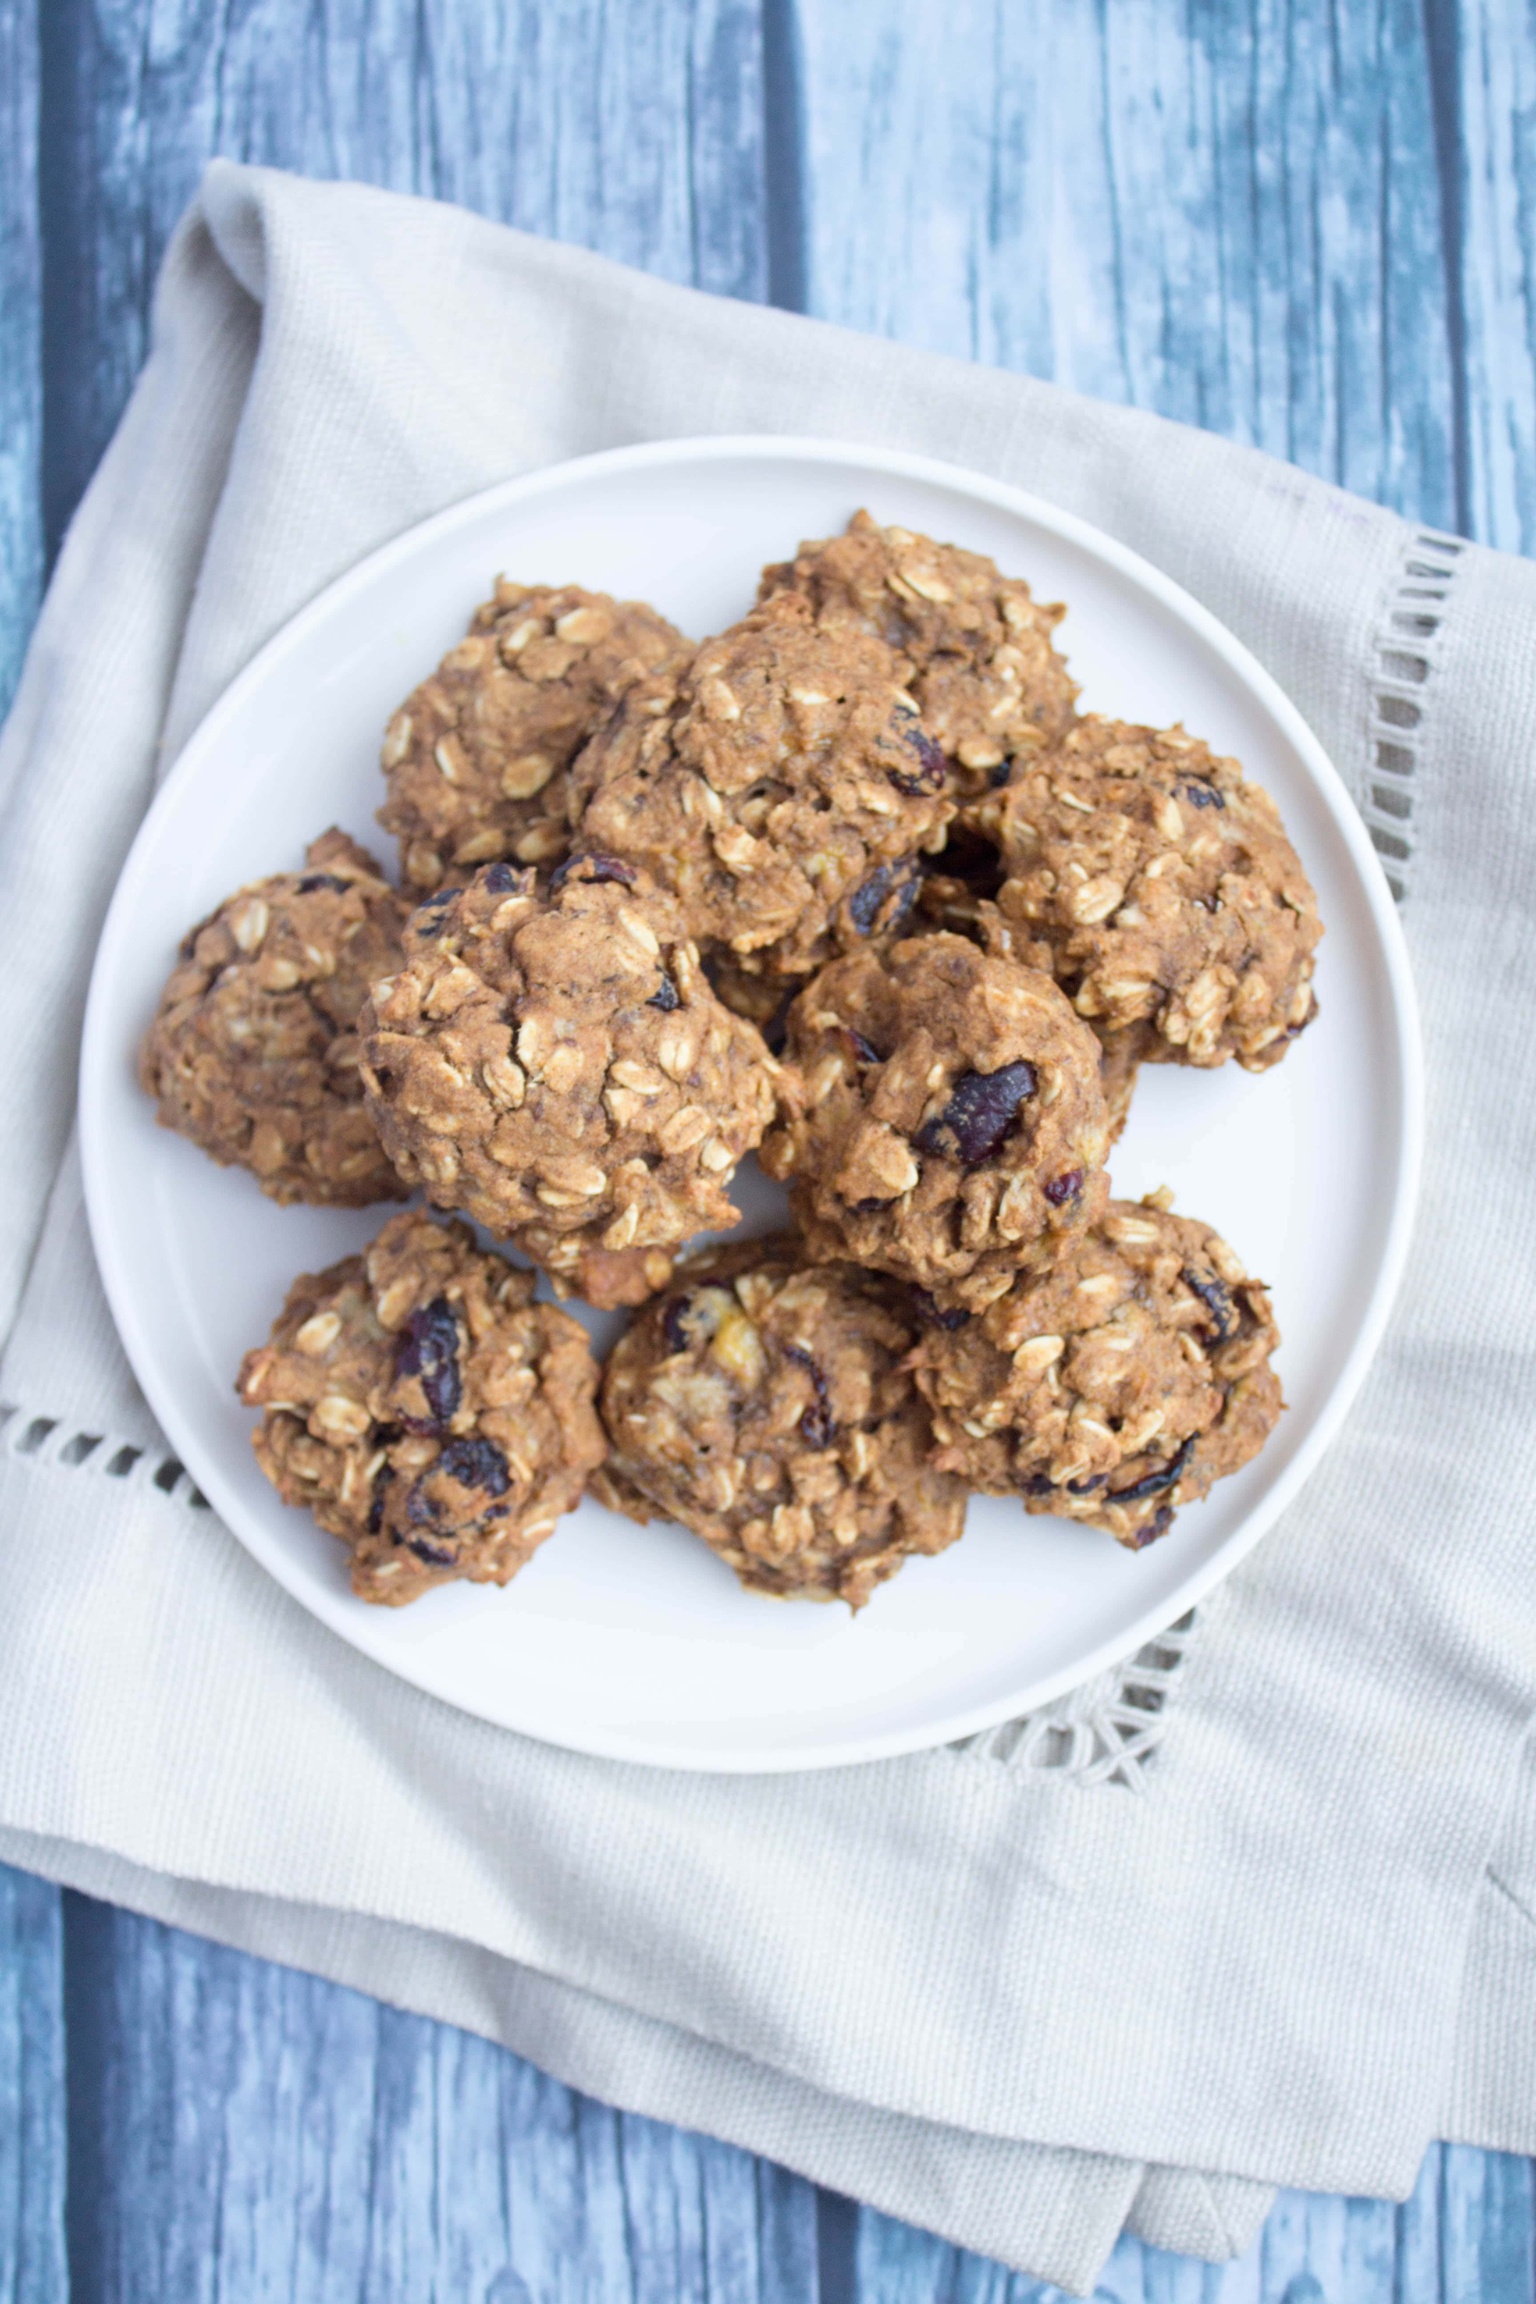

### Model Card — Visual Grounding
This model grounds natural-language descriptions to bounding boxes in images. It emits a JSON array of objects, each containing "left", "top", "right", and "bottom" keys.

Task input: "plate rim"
[{"left": 78, "top": 431, "right": 1425, "bottom": 1773}]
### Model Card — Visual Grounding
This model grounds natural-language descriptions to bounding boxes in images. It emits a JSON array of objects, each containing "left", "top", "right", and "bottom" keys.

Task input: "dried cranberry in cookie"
[
  {"left": 594, "top": 1237, "right": 966, "bottom": 1608},
  {"left": 379, "top": 582, "right": 690, "bottom": 892},
  {"left": 904, "top": 836, "right": 1149, "bottom": 1144},
  {"left": 237, "top": 1211, "right": 605, "bottom": 1604},
  {"left": 757, "top": 510, "right": 1077, "bottom": 793},
  {"left": 358, "top": 858, "right": 779, "bottom": 1307},
  {"left": 980, "top": 716, "right": 1322, "bottom": 1070},
  {"left": 138, "top": 828, "right": 409, "bottom": 1208},
  {"left": 761, "top": 934, "right": 1110, "bottom": 1310},
  {"left": 911, "top": 1196, "right": 1283, "bottom": 1547}
]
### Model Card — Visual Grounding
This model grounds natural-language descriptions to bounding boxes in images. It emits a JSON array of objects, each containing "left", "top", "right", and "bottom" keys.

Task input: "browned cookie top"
[
  {"left": 981, "top": 717, "right": 1322, "bottom": 1069},
  {"left": 911, "top": 1196, "right": 1282, "bottom": 1548},
  {"left": 138, "top": 828, "right": 409, "bottom": 1208},
  {"left": 379, "top": 582, "right": 691, "bottom": 892},
  {"left": 359, "top": 857, "right": 779, "bottom": 1307},
  {"left": 761, "top": 934, "right": 1110, "bottom": 1309},
  {"left": 757, "top": 510, "right": 1077, "bottom": 793},
  {"left": 236, "top": 1210, "right": 605, "bottom": 1605},
  {"left": 568, "top": 592, "right": 953, "bottom": 986},
  {"left": 595, "top": 1237, "right": 966, "bottom": 1609}
]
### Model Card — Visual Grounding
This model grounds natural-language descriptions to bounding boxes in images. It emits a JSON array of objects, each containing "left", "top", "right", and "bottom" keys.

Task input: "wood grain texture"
[
  {"left": 0, "top": 0, "right": 41, "bottom": 718},
  {"left": 843, "top": 2148, "right": 1536, "bottom": 2301},
  {"left": 1461, "top": 0, "right": 1536, "bottom": 552},
  {"left": 790, "top": 0, "right": 1461, "bottom": 532},
  {"left": 0, "top": 1866, "right": 66, "bottom": 2304},
  {"left": 37, "top": 0, "right": 766, "bottom": 559},
  {"left": 61, "top": 1892, "right": 818, "bottom": 2304}
]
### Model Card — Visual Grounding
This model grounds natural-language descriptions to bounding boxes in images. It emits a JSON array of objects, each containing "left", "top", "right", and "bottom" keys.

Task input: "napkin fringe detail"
[
  {"left": 0, "top": 1378, "right": 1194, "bottom": 1786},
  {"left": 1365, "top": 526, "right": 1465, "bottom": 901},
  {"left": 0, "top": 1399, "right": 208, "bottom": 1509},
  {"left": 950, "top": 1610, "right": 1200, "bottom": 1788}
]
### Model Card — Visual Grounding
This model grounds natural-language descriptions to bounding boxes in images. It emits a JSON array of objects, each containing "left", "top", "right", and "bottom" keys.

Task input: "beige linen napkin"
[{"left": 1, "top": 162, "right": 1534, "bottom": 2292}]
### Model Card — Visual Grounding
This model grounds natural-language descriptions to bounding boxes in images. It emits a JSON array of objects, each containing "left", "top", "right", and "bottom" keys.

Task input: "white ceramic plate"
[{"left": 80, "top": 437, "right": 1421, "bottom": 1773}]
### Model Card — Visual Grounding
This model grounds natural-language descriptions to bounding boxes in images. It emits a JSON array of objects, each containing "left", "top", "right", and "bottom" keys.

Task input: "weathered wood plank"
[
  {"left": 1460, "top": 0, "right": 1536, "bottom": 551},
  {"left": 847, "top": 2208, "right": 991, "bottom": 2301},
  {"left": 37, "top": 0, "right": 767, "bottom": 557},
  {"left": 1436, "top": 2144, "right": 1536, "bottom": 2304},
  {"left": 0, "top": 0, "right": 42, "bottom": 719},
  {"left": 61, "top": 1892, "right": 819, "bottom": 2302},
  {"left": 841, "top": 2146, "right": 1536, "bottom": 2298},
  {"left": 0, "top": 1865, "right": 66, "bottom": 2304},
  {"left": 790, "top": 0, "right": 1459, "bottom": 532}
]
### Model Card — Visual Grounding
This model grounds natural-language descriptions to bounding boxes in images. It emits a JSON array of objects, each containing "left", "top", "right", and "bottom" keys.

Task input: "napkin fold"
[{"left": 2, "top": 162, "right": 1534, "bottom": 2292}]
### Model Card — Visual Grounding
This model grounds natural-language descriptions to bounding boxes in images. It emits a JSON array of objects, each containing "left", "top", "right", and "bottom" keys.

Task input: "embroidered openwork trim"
[
  {"left": 952, "top": 1610, "right": 1201, "bottom": 1789},
  {"left": 0, "top": 1400, "right": 209, "bottom": 1508},
  {"left": 1364, "top": 527, "right": 1464, "bottom": 902},
  {"left": 8, "top": 1385, "right": 1197, "bottom": 1779}
]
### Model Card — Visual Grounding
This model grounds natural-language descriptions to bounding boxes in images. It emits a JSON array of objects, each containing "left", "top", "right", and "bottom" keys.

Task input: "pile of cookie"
[{"left": 141, "top": 514, "right": 1321, "bottom": 1611}]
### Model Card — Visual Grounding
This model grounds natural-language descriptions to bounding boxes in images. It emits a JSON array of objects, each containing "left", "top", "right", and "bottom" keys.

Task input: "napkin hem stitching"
[
  {"left": 948, "top": 1609, "right": 1200, "bottom": 1789},
  {"left": 1365, "top": 525, "right": 1465, "bottom": 900},
  {"left": 0, "top": 1389, "right": 1199, "bottom": 1788},
  {"left": 0, "top": 1399, "right": 208, "bottom": 1509}
]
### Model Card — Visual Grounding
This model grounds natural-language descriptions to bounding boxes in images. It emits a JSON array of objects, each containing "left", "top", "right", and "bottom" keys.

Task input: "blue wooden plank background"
[{"left": 3, "top": 0, "right": 1535, "bottom": 2297}]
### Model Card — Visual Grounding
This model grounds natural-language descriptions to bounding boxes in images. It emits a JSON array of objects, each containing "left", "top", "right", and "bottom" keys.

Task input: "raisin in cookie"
[
  {"left": 909, "top": 849, "right": 1146, "bottom": 1143},
  {"left": 237, "top": 1210, "right": 605, "bottom": 1604},
  {"left": 981, "top": 717, "right": 1322, "bottom": 1069},
  {"left": 359, "top": 856, "right": 779, "bottom": 1307},
  {"left": 761, "top": 934, "right": 1110, "bottom": 1310},
  {"left": 758, "top": 510, "right": 1077, "bottom": 793},
  {"left": 568, "top": 591, "right": 952, "bottom": 996},
  {"left": 595, "top": 1238, "right": 966, "bottom": 1608},
  {"left": 911, "top": 1196, "right": 1282, "bottom": 1547},
  {"left": 139, "top": 829, "right": 409, "bottom": 1207},
  {"left": 379, "top": 582, "right": 690, "bottom": 891}
]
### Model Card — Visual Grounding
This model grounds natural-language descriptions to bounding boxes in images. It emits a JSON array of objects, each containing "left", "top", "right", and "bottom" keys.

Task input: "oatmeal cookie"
[
  {"left": 758, "top": 510, "right": 1077, "bottom": 793},
  {"left": 359, "top": 856, "right": 779, "bottom": 1307},
  {"left": 568, "top": 592, "right": 953, "bottom": 994},
  {"left": 594, "top": 1237, "right": 966, "bottom": 1607},
  {"left": 761, "top": 934, "right": 1110, "bottom": 1309},
  {"left": 379, "top": 582, "right": 690, "bottom": 891},
  {"left": 911, "top": 1195, "right": 1282, "bottom": 1547},
  {"left": 139, "top": 829, "right": 409, "bottom": 1207},
  {"left": 981, "top": 717, "right": 1322, "bottom": 1069},
  {"left": 237, "top": 1210, "right": 605, "bottom": 1605}
]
